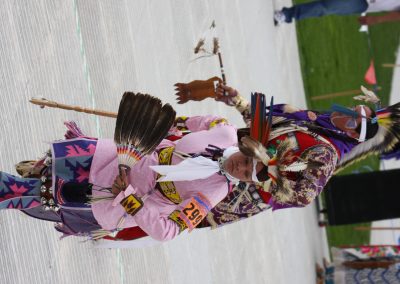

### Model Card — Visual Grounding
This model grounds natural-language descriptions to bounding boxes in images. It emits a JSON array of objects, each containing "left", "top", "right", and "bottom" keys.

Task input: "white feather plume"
[
  {"left": 281, "top": 161, "right": 308, "bottom": 172},
  {"left": 353, "top": 86, "right": 380, "bottom": 104}
]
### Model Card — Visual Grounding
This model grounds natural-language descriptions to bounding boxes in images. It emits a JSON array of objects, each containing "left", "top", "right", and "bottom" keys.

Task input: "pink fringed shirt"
[{"left": 90, "top": 116, "right": 237, "bottom": 241}]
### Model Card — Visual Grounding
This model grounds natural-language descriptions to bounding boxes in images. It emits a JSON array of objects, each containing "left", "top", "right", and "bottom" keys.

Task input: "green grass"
[
  {"left": 293, "top": 1, "right": 400, "bottom": 247},
  {"left": 326, "top": 223, "right": 371, "bottom": 248}
]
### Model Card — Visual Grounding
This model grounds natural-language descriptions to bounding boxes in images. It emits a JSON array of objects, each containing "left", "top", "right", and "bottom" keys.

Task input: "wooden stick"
[
  {"left": 311, "top": 86, "right": 382, "bottom": 101},
  {"left": 311, "top": 89, "right": 362, "bottom": 101},
  {"left": 354, "top": 226, "right": 400, "bottom": 231},
  {"left": 343, "top": 260, "right": 396, "bottom": 270},
  {"left": 382, "top": 63, "right": 400, "bottom": 68},
  {"left": 29, "top": 97, "right": 117, "bottom": 118}
]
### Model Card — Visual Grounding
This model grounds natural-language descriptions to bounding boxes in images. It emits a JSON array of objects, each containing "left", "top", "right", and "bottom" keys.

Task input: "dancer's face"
[
  {"left": 223, "top": 152, "right": 264, "bottom": 182},
  {"left": 330, "top": 105, "right": 372, "bottom": 139}
]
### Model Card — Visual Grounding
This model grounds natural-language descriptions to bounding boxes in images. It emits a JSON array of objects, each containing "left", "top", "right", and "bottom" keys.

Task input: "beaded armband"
[
  {"left": 168, "top": 210, "right": 188, "bottom": 233},
  {"left": 209, "top": 118, "right": 228, "bottom": 129},
  {"left": 174, "top": 116, "right": 189, "bottom": 132},
  {"left": 120, "top": 194, "right": 143, "bottom": 216},
  {"left": 231, "top": 95, "right": 251, "bottom": 125},
  {"left": 232, "top": 95, "right": 250, "bottom": 113}
]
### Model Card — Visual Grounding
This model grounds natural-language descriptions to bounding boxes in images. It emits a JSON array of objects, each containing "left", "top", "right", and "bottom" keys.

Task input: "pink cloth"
[
  {"left": 90, "top": 116, "right": 237, "bottom": 241},
  {"left": 184, "top": 115, "right": 224, "bottom": 132}
]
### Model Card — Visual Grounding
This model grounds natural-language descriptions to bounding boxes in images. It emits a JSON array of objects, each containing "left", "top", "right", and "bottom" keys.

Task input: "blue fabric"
[
  {"left": 0, "top": 137, "right": 102, "bottom": 237},
  {"left": 282, "top": 0, "right": 369, "bottom": 23},
  {"left": 57, "top": 209, "right": 101, "bottom": 235},
  {"left": 22, "top": 206, "right": 62, "bottom": 222},
  {"left": 51, "top": 138, "right": 96, "bottom": 209},
  {"left": 0, "top": 172, "right": 41, "bottom": 209}
]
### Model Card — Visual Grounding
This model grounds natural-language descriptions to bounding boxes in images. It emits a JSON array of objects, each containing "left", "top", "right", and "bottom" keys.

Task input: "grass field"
[{"left": 293, "top": 1, "right": 400, "bottom": 247}]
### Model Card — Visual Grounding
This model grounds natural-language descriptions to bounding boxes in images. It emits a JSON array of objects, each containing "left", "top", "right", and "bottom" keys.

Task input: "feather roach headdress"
[
  {"left": 241, "top": 93, "right": 308, "bottom": 179},
  {"left": 239, "top": 93, "right": 273, "bottom": 165},
  {"left": 336, "top": 87, "right": 400, "bottom": 171},
  {"left": 114, "top": 92, "right": 176, "bottom": 172},
  {"left": 239, "top": 93, "right": 274, "bottom": 166},
  {"left": 250, "top": 93, "right": 273, "bottom": 145},
  {"left": 239, "top": 93, "right": 326, "bottom": 205}
]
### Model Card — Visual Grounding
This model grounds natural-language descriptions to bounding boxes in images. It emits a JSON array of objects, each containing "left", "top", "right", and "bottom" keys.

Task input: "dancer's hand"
[
  {"left": 112, "top": 169, "right": 128, "bottom": 195},
  {"left": 215, "top": 83, "right": 238, "bottom": 106}
]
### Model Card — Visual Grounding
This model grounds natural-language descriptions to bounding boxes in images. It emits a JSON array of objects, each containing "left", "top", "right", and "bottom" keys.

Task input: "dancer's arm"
[
  {"left": 270, "top": 143, "right": 338, "bottom": 210},
  {"left": 174, "top": 115, "right": 230, "bottom": 132},
  {"left": 129, "top": 181, "right": 228, "bottom": 241}
]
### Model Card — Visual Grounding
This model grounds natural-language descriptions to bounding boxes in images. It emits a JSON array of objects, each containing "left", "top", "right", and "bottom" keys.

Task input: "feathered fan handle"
[
  {"left": 240, "top": 136, "right": 270, "bottom": 166},
  {"left": 114, "top": 92, "right": 176, "bottom": 170},
  {"left": 353, "top": 86, "right": 381, "bottom": 105}
]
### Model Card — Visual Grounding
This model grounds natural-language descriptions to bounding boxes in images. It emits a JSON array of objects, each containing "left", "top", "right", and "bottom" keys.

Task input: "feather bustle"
[{"left": 336, "top": 102, "right": 400, "bottom": 172}]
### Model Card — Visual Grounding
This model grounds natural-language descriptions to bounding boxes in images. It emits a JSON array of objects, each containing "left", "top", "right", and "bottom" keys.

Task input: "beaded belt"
[{"left": 39, "top": 154, "right": 59, "bottom": 212}]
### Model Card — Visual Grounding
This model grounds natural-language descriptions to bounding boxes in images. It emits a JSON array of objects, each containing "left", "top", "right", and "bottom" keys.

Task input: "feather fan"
[{"left": 114, "top": 92, "right": 176, "bottom": 171}]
